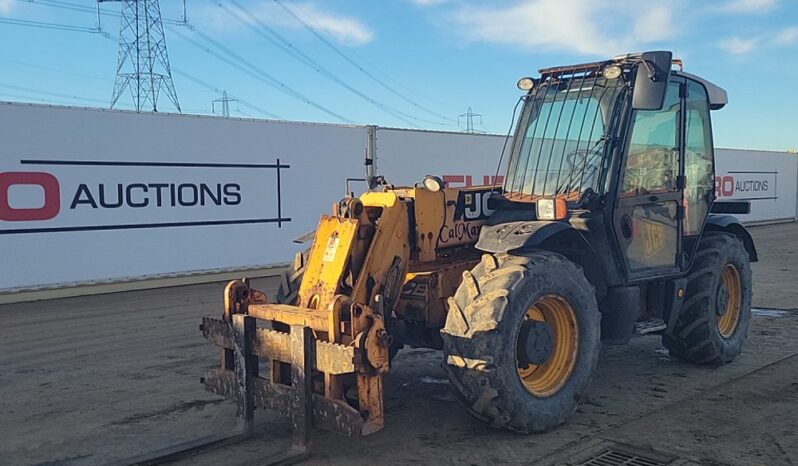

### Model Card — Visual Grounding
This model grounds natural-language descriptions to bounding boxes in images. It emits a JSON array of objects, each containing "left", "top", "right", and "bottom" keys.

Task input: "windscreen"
[{"left": 504, "top": 72, "right": 625, "bottom": 201}]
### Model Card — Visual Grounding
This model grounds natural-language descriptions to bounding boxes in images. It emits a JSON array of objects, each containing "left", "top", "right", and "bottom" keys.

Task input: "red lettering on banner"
[
  {"left": 0, "top": 172, "right": 61, "bottom": 221},
  {"left": 483, "top": 175, "right": 504, "bottom": 186},
  {"left": 443, "top": 175, "right": 471, "bottom": 188},
  {"left": 443, "top": 175, "right": 503, "bottom": 188},
  {"left": 714, "top": 175, "right": 734, "bottom": 197}
]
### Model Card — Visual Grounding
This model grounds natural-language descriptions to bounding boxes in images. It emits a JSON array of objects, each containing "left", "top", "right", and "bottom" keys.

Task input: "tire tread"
[{"left": 662, "top": 232, "right": 752, "bottom": 364}]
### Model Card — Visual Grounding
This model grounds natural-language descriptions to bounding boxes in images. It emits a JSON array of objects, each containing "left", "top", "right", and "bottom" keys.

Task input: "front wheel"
[{"left": 442, "top": 251, "right": 601, "bottom": 433}]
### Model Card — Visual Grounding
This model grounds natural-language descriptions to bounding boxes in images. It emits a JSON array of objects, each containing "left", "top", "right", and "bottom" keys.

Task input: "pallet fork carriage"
[
  {"left": 200, "top": 278, "right": 383, "bottom": 440},
  {"left": 121, "top": 273, "right": 384, "bottom": 465}
]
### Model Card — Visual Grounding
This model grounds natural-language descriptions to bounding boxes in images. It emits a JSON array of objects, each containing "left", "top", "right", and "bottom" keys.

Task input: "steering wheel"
[{"left": 558, "top": 148, "right": 600, "bottom": 194}]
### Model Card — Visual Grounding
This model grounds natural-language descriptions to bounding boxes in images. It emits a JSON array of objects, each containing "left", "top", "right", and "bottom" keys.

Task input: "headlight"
[
  {"left": 536, "top": 199, "right": 555, "bottom": 220},
  {"left": 422, "top": 175, "right": 444, "bottom": 192},
  {"left": 603, "top": 65, "right": 622, "bottom": 80},
  {"left": 517, "top": 77, "right": 535, "bottom": 91},
  {"left": 536, "top": 198, "right": 567, "bottom": 220}
]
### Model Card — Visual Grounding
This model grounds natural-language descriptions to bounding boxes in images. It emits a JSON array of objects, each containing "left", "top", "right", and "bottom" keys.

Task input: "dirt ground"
[{"left": 1, "top": 222, "right": 797, "bottom": 465}]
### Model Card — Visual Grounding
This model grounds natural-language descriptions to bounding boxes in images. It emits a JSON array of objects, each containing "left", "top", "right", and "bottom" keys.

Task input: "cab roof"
[
  {"left": 675, "top": 71, "right": 728, "bottom": 110},
  {"left": 537, "top": 52, "right": 729, "bottom": 110}
]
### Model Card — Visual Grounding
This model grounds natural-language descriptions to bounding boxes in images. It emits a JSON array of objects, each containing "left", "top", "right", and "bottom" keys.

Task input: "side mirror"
[{"left": 632, "top": 51, "right": 673, "bottom": 111}]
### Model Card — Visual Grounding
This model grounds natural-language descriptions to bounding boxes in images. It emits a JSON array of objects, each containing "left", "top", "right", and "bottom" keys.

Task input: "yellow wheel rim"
[
  {"left": 717, "top": 263, "right": 742, "bottom": 338},
  {"left": 516, "top": 295, "right": 578, "bottom": 397}
]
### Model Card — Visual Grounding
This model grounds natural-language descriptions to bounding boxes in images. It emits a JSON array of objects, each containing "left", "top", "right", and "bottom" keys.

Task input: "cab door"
[{"left": 614, "top": 78, "right": 684, "bottom": 279}]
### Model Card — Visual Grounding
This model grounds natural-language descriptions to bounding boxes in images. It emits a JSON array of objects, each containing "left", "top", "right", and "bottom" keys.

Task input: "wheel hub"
[
  {"left": 716, "top": 283, "right": 729, "bottom": 317},
  {"left": 518, "top": 320, "right": 554, "bottom": 366},
  {"left": 717, "top": 263, "right": 742, "bottom": 339},
  {"left": 516, "top": 295, "right": 579, "bottom": 397}
]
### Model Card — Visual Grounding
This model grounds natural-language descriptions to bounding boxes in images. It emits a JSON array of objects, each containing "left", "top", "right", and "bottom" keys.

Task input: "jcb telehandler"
[{"left": 200, "top": 51, "right": 756, "bottom": 444}]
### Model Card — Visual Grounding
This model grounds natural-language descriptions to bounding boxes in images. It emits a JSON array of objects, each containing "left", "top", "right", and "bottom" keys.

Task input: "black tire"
[
  {"left": 662, "top": 232, "right": 752, "bottom": 364},
  {"left": 274, "top": 250, "right": 308, "bottom": 305},
  {"left": 441, "top": 251, "right": 601, "bottom": 433}
]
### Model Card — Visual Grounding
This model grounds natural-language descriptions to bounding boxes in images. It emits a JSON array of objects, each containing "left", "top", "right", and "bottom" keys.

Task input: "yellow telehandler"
[{"left": 199, "top": 51, "right": 757, "bottom": 451}]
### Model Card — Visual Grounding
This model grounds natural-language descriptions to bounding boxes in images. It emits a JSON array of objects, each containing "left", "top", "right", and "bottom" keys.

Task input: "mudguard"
[
  {"left": 475, "top": 221, "right": 572, "bottom": 254},
  {"left": 705, "top": 214, "right": 758, "bottom": 262}
]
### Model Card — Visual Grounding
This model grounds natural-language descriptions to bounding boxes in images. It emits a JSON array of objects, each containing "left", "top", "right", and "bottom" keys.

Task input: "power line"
[
  {"left": 18, "top": 0, "right": 183, "bottom": 112},
  {"left": 224, "top": 0, "right": 446, "bottom": 128},
  {"left": 2, "top": 2, "right": 327, "bottom": 123},
  {"left": 0, "top": 90, "right": 122, "bottom": 109},
  {"left": 0, "top": 82, "right": 109, "bottom": 105},
  {"left": 0, "top": 56, "right": 111, "bottom": 81},
  {"left": 186, "top": 25, "right": 353, "bottom": 123},
  {"left": 0, "top": 16, "right": 282, "bottom": 120},
  {"left": 171, "top": 68, "right": 284, "bottom": 120},
  {"left": 0, "top": 87, "right": 205, "bottom": 113},
  {"left": 222, "top": 1, "right": 422, "bottom": 126},
  {"left": 286, "top": 0, "right": 458, "bottom": 110},
  {"left": 0, "top": 16, "right": 104, "bottom": 34},
  {"left": 236, "top": 99, "right": 282, "bottom": 120},
  {"left": 0, "top": 91, "right": 62, "bottom": 104},
  {"left": 23, "top": 0, "right": 112, "bottom": 18},
  {"left": 275, "top": 0, "right": 458, "bottom": 123},
  {"left": 343, "top": 45, "right": 460, "bottom": 111},
  {"left": 169, "top": 24, "right": 353, "bottom": 123},
  {"left": 0, "top": 54, "right": 202, "bottom": 107},
  {"left": 7, "top": 4, "right": 267, "bottom": 113},
  {"left": 114, "top": 23, "right": 290, "bottom": 119},
  {"left": 236, "top": 109, "right": 257, "bottom": 118},
  {"left": 21, "top": 0, "right": 185, "bottom": 26}
]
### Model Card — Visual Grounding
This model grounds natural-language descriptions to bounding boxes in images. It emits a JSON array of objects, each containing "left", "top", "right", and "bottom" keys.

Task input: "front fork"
[{"left": 201, "top": 279, "right": 392, "bottom": 445}]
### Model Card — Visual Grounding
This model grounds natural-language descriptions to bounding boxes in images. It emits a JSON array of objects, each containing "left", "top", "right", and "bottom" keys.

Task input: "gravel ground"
[{"left": 1, "top": 222, "right": 796, "bottom": 465}]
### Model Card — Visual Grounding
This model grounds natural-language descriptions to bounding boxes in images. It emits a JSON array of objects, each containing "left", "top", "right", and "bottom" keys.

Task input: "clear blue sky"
[{"left": 0, "top": 0, "right": 796, "bottom": 151}]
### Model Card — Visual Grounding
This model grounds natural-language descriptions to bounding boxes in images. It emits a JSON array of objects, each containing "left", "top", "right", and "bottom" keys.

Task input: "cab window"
[
  {"left": 683, "top": 80, "right": 713, "bottom": 235},
  {"left": 621, "top": 81, "right": 681, "bottom": 197}
]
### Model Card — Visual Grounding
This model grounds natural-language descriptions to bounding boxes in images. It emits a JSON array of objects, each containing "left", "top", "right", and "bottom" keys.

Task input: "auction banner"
[
  {"left": 715, "top": 148, "right": 797, "bottom": 223},
  {"left": 0, "top": 102, "right": 367, "bottom": 291},
  {"left": 0, "top": 159, "right": 286, "bottom": 232}
]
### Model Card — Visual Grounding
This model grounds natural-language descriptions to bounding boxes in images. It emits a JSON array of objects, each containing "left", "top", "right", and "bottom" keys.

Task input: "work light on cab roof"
[
  {"left": 517, "top": 76, "right": 536, "bottom": 91},
  {"left": 602, "top": 64, "right": 622, "bottom": 79}
]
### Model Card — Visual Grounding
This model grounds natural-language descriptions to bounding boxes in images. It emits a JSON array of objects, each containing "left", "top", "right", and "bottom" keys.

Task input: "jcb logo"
[
  {"left": 454, "top": 190, "right": 497, "bottom": 221},
  {"left": 0, "top": 172, "right": 61, "bottom": 221},
  {"left": 640, "top": 220, "right": 665, "bottom": 257}
]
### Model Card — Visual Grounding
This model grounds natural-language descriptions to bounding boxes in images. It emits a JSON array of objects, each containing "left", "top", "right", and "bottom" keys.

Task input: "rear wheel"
[
  {"left": 662, "top": 232, "right": 752, "bottom": 364},
  {"left": 442, "top": 251, "right": 601, "bottom": 433}
]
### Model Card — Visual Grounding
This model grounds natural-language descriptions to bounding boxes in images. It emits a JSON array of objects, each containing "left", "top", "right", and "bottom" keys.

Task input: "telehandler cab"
[{"left": 200, "top": 51, "right": 756, "bottom": 445}]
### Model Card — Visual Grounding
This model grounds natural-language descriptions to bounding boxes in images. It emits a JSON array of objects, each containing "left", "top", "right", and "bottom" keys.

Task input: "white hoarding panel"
[
  {"left": 715, "top": 149, "right": 797, "bottom": 223},
  {"left": 2, "top": 103, "right": 795, "bottom": 293},
  {"left": 0, "top": 102, "right": 367, "bottom": 291},
  {"left": 375, "top": 128, "right": 508, "bottom": 188}
]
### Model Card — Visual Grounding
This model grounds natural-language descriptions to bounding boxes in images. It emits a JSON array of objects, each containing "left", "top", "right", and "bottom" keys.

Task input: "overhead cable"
[{"left": 276, "top": 0, "right": 458, "bottom": 123}]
